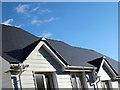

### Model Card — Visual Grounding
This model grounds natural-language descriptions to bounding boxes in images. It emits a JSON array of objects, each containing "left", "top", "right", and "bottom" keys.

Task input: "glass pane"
[
  {"left": 35, "top": 75, "right": 45, "bottom": 90},
  {"left": 11, "top": 77, "right": 18, "bottom": 89},
  {"left": 45, "top": 74, "right": 54, "bottom": 90},
  {"left": 77, "top": 75, "right": 84, "bottom": 89},
  {"left": 76, "top": 76, "right": 81, "bottom": 88},
  {"left": 71, "top": 75, "right": 77, "bottom": 88},
  {"left": 105, "top": 82, "right": 110, "bottom": 90},
  {"left": 102, "top": 81, "right": 110, "bottom": 90}
]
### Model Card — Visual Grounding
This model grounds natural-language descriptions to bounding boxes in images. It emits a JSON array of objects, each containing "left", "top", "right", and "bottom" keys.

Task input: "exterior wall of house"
[
  {"left": 57, "top": 74, "right": 72, "bottom": 88},
  {"left": 98, "top": 66, "right": 111, "bottom": 81},
  {"left": 1, "top": 57, "right": 12, "bottom": 89},
  {"left": 10, "top": 42, "right": 119, "bottom": 89},
  {"left": 11, "top": 46, "right": 72, "bottom": 89},
  {"left": 21, "top": 46, "right": 56, "bottom": 88},
  {"left": 111, "top": 81, "right": 118, "bottom": 88},
  {"left": 98, "top": 63, "right": 119, "bottom": 88}
]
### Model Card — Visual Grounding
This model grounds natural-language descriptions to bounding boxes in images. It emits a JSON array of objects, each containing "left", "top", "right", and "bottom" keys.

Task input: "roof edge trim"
[
  {"left": 66, "top": 65, "right": 97, "bottom": 70},
  {"left": 41, "top": 39, "right": 69, "bottom": 65}
]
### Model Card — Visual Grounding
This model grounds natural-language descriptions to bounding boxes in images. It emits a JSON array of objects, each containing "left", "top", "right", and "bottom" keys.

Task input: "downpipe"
[
  {"left": 10, "top": 63, "right": 29, "bottom": 90},
  {"left": 18, "top": 64, "right": 23, "bottom": 90}
]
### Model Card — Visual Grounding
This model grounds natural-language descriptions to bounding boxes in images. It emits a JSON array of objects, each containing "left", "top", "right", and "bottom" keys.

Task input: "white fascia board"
[
  {"left": 33, "top": 70, "right": 56, "bottom": 73},
  {"left": 64, "top": 66, "right": 96, "bottom": 73},
  {"left": 26, "top": 41, "right": 44, "bottom": 60},
  {"left": 66, "top": 66, "right": 97, "bottom": 70},
  {"left": 25, "top": 39, "right": 96, "bottom": 72},
  {"left": 44, "top": 39, "right": 69, "bottom": 65},
  {"left": 42, "top": 42, "right": 66, "bottom": 67},
  {"left": 97, "top": 58, "right": 105, "bottom": 76},
  {"left": 64, "top": 69, "right": 92, "bottom": 72},
  {"left": 98, "top": 57, "right": 116, "bottom": 78},
  {"left": 26, "top": 40, "right": 66, "bottom": 67},
  {"left": 104, "top": 60, "right": 116, "bottom": 77}
]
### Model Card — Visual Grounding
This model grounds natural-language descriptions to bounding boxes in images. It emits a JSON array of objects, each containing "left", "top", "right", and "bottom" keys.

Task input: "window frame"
[
  {"left": 101, "top": 80, "right": 112, "bottom": 90},
  {"left": 70, "top": 72, "right": 88, "bottom": 89},
  {"left": 33, "top": 72, "right": 57, "bottom": 90},
  {"left": 11, "top": 76, "right": 18, "bottom": 89}
]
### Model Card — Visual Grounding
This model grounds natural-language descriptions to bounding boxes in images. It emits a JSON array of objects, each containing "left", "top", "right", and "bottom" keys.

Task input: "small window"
[
  {"left": 11, "top": 77, "right": 18, "bottom": 89},
  {"left": 35, "top": 73, "right": 54, "bottom": 90},
  {"left": 101, "top": 81, "right": 111, "bottom": 90},
  {"left": 71, "top": 73, "right": 85, "bottom": 90}
]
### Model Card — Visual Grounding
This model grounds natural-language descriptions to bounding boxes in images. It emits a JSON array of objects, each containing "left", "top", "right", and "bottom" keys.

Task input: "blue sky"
[{"left": 2, "top": 2, "right": 118, "bottom": 60}]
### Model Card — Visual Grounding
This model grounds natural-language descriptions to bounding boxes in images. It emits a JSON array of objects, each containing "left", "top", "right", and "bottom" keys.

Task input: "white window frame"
[
  {"left": 35, "top": 74, "right": 47, "bottom": 89},
  {"left": 33, "top": 72, "right": 58, "bottom": 90},
  {"left": 11, "top": 74, "right": 21, "bottom": 89},
  {"left": 11, "top": 76, "right": 18, "bottom": 89},
  {"left": 71, "top": 72, "right": 88, "bottom": 89},
  {"left": 101, "top": 80, "right": 112, "bottom": 90}
]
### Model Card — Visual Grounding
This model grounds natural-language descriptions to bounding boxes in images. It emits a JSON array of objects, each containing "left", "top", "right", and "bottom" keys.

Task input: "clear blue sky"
[{"left": 2, "top": 2, "right": 118, "bottom": 60}]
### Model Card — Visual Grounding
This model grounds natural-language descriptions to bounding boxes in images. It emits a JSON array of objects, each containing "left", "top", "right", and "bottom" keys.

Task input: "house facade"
[{"left": 0, "top": 24, "right": 120, "bottom": 89}]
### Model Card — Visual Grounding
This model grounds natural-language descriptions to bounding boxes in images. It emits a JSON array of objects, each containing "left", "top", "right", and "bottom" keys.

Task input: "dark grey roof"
[
  {"left": 1, "top": 24, "right": 119, "bottom": 75},
  {"left": 88, "top": 57, "right": 103, "bottom": 72},
  {"left": 46, "top": 39, "right": 119, "bottom": 74},
  {"left": 1, "top": 24, "right": 40, "bottom": 63},
  {"left": 88, "top": 57, "right": 118, "bottom": 75}
]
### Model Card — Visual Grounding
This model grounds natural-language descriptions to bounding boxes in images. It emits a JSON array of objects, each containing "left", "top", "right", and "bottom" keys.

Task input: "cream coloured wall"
[
  {"left": 98, "top": 62, "right": 118, "bottom": 88},
  {"left": 10, "top": 41, "right": 119, "bottom": 89},
  {"left": 1, "top": 57, "right": 12, "bottom": 88},
  {"left": 11, "top": 45, "right": 72, "bottom": 89}
]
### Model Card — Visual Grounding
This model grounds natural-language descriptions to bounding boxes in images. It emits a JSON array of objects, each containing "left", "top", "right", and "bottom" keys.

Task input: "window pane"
[
  {"left": 35, "top": 74, "right": 45, "bottom": 90},
  {"left": 11, "top": 77, "right": 18, "bottom": 89},
  {"left": 77, "top": 75, "right": 84, "bottom": 89},
  {"left": 71, "top": 74, "right": 85, "bottom": 90},
  {"left": 102, "top": 81, "right": 110, "bottom": 90},
  {"left": 105, "top": 82, "right": 109, "bottom": 88},
  {"left": 76, "top": 76, "right": 81, "bottom": 88},
  {"left": 45, "top": 74, "right": 54, "bottom": 90},
  {"left": 35, "top": 73, "right": 54, "bottom": 90},
  {"left": 71, "top": 75, "right": 77, "bottom": 88}
]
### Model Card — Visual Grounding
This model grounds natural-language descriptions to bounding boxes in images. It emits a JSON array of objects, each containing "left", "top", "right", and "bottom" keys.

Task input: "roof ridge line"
[{"left": 1, "top": 24, "right": 40, "bottom": 39}]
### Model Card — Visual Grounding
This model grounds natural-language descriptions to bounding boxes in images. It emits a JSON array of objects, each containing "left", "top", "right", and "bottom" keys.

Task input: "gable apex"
[{"left": 26, "top": 40, "right": 67, "bottom": 67}]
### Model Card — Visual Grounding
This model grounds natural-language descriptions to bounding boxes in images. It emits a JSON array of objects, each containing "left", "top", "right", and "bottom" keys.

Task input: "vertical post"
[
  {"left": 19, "top": 64, "right": 22, "bottom": 90},
  {"left": 108, "top": 80, "right": 112, "bottom": 89},
  {"left": 82, "top": 72, "right": 88, "bottom": 89},
  {"left": 92, "top": 69, "right": 97, "bottom": 82},
  {"left": 52, "top": 72, "right": 59, "bottom": 89},
  {"left": 32, "top": 71, "right": 38, "bottom": 90},
  {"left": 43, "top": 75, "right": 47, "bottom": 90}
]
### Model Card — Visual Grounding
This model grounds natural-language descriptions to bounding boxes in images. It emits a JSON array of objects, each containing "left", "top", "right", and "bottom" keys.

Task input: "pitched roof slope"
[
  {"left": 1, "top": 24, "right": 118, "bottom": 74},
  {"left": 1, "top": 24, "right": 40, "bottom": 63},
  {"left": 46, "top": 39, "right": 118, "bottom": 74}
]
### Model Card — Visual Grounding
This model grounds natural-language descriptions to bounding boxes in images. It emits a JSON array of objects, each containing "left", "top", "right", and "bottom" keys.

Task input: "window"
[
  {"left": 35, "top": 73, "right": 54, "bottom": 90},
  {"left": 11, "top": 77, "right": 18, "bottom": 89},
  {"left": 101, "top": 81, "right": 111, "bottom": 90},
  {"left": 118, "top": 80, "right": 120, "bottom": 89},
  {"left": 71, "top": 73, "right": 86, "bottom": 90}
]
